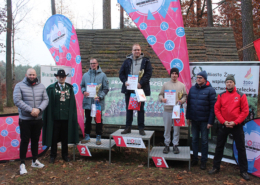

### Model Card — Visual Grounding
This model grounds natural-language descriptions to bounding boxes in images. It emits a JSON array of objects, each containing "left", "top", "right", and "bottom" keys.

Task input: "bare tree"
[
  {"left": 207, "top": 0, "right": 213, "bottom": 27},
  {"left": 241, "top": 0, "right": 255, "bottom": 61},
  {"left": 120, "top": 5, "right": 124, "bottom": 29},
  {"left": 51, "top": 0, "right": 56, "bottom": 15},
  {"left": 55, "top": 0, "right": 75, "bottom": 24},
  {"left": 87, "top": 2, "right": 99, "bottom": 29},
  {"left": 6, "top": 0, "right": 13, "bottom": 107},
  {"left": 103, "top": 0, "right": 111, "bottom": 29}
]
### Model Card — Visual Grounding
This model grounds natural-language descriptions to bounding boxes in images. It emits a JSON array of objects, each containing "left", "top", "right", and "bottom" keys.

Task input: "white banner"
[{"left": 41, "top": 65, "right": 72, "bottom": 88}]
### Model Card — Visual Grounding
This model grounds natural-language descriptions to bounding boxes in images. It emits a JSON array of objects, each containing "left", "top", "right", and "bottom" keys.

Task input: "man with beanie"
[
  {"left": 186, "top": 70, "right": 216, "bottom": 170},
  {"left": 209, "top": 75, "right": 250, "bottom": 180},
  {"left": 159, "top": 68, "right": 187, "bottom": 154},
  {"left": 13, "top": 68, "right": 49, "bottom": 175},
  {"left": 119, "top": 43, "right": 152, "bottom": 135}
]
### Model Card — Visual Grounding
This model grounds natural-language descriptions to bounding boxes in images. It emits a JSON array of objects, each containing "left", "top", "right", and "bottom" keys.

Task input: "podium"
[
  {"left": 74, "top": 138, "right": 116, "bottom": 163},
  {"left": 149, "top": 146, "right": 191, "bottom": 170},
  {"left": 110, "top": 129, "right": 155, "bottom": 167}
]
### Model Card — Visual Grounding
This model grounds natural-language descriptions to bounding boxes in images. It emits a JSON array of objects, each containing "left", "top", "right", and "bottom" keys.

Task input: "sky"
[{"left": 0, "top": 0, "right": 219, "bottom": 67}]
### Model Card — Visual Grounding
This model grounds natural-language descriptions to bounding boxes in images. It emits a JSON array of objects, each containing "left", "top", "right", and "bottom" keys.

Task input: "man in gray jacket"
[
  {"left": 13, "top": 68, "right": 49, "bottom": 175},
  {"left": 80, "top": 58, "right": 109, "bottom": 145}
]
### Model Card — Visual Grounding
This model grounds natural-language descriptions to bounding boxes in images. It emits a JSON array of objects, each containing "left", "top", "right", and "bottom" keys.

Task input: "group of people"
[{"left": 13, "top": 43, "right": 250, "bottom": 180}]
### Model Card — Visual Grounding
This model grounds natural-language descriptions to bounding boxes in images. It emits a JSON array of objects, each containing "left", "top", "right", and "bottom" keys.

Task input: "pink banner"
[
  {"left": 43, "top": 14, "right": 84, "bottom": 135},
  {"left": 0, "top": 114, "right": 47, "bottom": 161},
  {"left": 118, "top": 0, "right": 191, "bottom": 91}
]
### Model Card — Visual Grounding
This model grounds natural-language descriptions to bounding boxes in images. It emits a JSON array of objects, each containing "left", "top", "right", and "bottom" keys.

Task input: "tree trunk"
[
  {"left": 6, "top": 0, "right": 13, "bottom": 107},
  {"left": 120, "top": 5, "right": 124, "bottom": 29},
  {"left": 241, "top": 0, "right": 255, "bottom": 61},
  {"left": 51, "top": 0, "right": 56, "bottom": 15},
  {"left": 103, "top": 0, "right": 111, "bottom": 29},
  {"left": 207, "top": 0, "right": 213, "bottom": 27},
  {"left": 197, "top": 0, "right": 201, "bottom": 26},
  {"left": 12, "top": 18, "right": 15, "bottom": 82}
]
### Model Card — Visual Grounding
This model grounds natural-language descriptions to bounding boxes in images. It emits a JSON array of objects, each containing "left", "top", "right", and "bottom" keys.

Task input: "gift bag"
[
  {"left": 128, "top": 93, "right": 141, "bottom": 111},
  {"left": 91, "top": 104, "right": 96, "bottom": 117},
  {"left": 174, "top": 107, "right": 185, "bottom": 126},
  {"left": 94, "top": 101, "right": 102, "bottom": 123},
  {"left": 172, "top": 105, "right": 180, "bottom": 119}
]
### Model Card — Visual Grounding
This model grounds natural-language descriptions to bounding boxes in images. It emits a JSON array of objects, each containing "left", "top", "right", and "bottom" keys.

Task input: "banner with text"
[{"left": 43, "top": 14, "right": 84, "bottom": 135}]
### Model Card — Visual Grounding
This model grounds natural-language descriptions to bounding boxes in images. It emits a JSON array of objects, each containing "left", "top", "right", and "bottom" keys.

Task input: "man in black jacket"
[
  {"left": 186, "top": 71, "right": 216, "bottom": 170},
  {"left": 119, "top": 43, "right": 152, "bottom": 135}
]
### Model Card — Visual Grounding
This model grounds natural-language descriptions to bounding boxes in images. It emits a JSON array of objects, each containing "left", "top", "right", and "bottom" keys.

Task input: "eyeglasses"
[{"left": 90, "top": 63, "right": 97, "bottom": 65}]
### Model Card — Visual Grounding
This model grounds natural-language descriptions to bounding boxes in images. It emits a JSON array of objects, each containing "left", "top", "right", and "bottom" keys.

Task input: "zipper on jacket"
[{"left": 32, "top": 86, "right": 36, "bottom": 120}]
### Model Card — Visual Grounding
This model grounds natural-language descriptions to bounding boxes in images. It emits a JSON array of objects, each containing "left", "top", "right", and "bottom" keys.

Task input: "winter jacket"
[
  {"left": 119, "top": 53, "right": 152, "bottom": 96},
  {"left": 80, "top": 66, "right": 109, "bottom": 110},
  {"left": 13, "top": 77, "right": 49, "bottom": 120},
  {"left": 214, "top": 86, "right": 249, "bottom": 125},
  {"left": 186, "top": 81, "right": 216, "bottom": 124}
]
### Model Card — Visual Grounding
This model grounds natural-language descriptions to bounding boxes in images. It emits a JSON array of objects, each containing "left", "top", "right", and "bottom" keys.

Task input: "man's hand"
[
  {"left": 137, "top": 83, "right": 141, "bottom": 89},
  {"left": 177, "top": 100, "right": 182, "bottom": 105},
  {"left": 224, "top": 121, "right": 234, "bottom": 128},
  {"left": 162, "top": 98, "right": 167, "bottom": 103},
  {"left": 187, "top": 120, "right": 191, "bottom": 126},
  {"left": 31, "top": 108, "right": 40, "bottom": 117},
  {"left": 207, "top": 124, "right": 213, "bottom": 129},
  {"left": 125, "top": 82, "right": 129, "bottom": 86},
  {"left": 228, "top": 121, "right": 236, "bottom": 127},
  {"left": 94, "top": 97, "right": 100, "bottom": 102},
  {"left": 84, "top": 92, "right": 90, "bottom": 97}
]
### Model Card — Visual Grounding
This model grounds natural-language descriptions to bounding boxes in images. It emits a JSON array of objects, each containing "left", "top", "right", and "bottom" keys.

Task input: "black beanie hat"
[
  {"left": 170, "top": 67, "right": 179, "bottom": 77},
  {"left": 225, "top": 74, "right": 236, "bottom": 84},
  {"left": 197, "top": 70, "right": 207, "bottom": 81}
]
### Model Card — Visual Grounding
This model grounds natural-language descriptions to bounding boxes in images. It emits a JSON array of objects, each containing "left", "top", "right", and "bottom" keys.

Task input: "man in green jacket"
[{"left": 43, "top": 69, "right": 79, "bottom": 164}]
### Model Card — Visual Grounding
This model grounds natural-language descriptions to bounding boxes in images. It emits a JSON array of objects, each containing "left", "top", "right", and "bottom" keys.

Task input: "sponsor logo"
[
  {"left": 133, "top": 0, "right": 163, "bottom": 14},
  {"left": 126, "top": 138, "right": 141, "bottom": 145},
  {"left": 245, "top": 68, "right": 253, "bottom": 80}
]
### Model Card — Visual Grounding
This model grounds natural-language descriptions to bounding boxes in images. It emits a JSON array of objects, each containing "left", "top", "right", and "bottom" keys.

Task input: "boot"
[{"left": 121, "top": 127, "right": 131, "bottom": 134}]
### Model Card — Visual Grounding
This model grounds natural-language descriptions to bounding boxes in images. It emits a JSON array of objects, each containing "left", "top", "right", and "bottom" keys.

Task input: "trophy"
[
  {"left": 138, "top": 69, "right": 144, "bottom": 82},
  {"left": 95, "top": 83, "right": 102, "bottom": 98},
  {"left": 177, "top": 90, "right": 183, "bottom": 105}
]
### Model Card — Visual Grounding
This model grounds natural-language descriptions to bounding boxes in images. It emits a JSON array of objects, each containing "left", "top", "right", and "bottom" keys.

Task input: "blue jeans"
[{"left": 191, "top": 121, "right": 209, "bottom": 162}]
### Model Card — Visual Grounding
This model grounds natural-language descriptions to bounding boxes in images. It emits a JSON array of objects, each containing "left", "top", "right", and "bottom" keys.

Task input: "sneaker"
[
  {"left": 121, "top": 127, "right": 131, "bottom": 134},
  {"left": 20, "top": 163, "right": 27, "bottom": 175},
  {"left": 200, "top": 161, "right": 206, "bottom": 170},
  {"left": 81, "top": 134, "right": 90, "bottom": 144},
  {"left": 139, "top": 129, "right": 146, "bottom": 136},
  {"left": 240, "top": 172, "right": 250, "bottom": 181},
  {"left": 173, "top": 145, "right": 180, "bottom": 154},
  {"left": 208, "top": 167, "right": 220, "bottom": 174},
  {"left": 31, "top": 159, "right": 45, "bottom": 168},
  {"left": 163, "top": 146, "right": 170, "bottom": 154},
  {"left": 96, "top": 135, "right": 102, "bottom": 145}
]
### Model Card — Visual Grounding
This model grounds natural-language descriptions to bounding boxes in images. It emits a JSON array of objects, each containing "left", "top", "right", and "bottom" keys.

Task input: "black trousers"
[
  {"left": 50, "top": 120, "right": 68, "bottom": 158},
  {"left": 19, "top": 119, "right": 43, "bottom": 161},
  {"left": 85, "top": 109, "right": 103, "bottom": 135},
  {"left": 125, "top": 92, "right": 145, "bottom": 129},
  {"left": 213, "top": 124, "right": 248, "bottom": 173}
]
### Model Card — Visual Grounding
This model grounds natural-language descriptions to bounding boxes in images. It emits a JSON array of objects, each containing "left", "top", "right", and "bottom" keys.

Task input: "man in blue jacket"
[
  {"left": 186, "top": 71, "right": 216, "bottom": 170},
  {"left": 119, "top": 43, "right": 152, "bottom": 135},
  {"left": 80, "top": 58, "right": 109, "bottom": 145}
]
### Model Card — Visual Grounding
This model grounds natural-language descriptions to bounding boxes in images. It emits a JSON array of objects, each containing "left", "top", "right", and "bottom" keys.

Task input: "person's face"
[
  {"left": 196, "top": 75, "right": 206, "bottom": 86},
  {"left": 225, "top": 80, "right": 235, "bottom": 90},
  {"left": 171, "top": 72, "right": 178, "bottom": 82},
  {"left": 26, "top": 69, "right": 37, "bottom": 81},
  {"left": 132, "top": 45, "right": 141, "bottom": 59},
  {"left": 90, "top": 59, "right": 98, "bottom": 70},
  {"left": 56, "top": 76, "right": 66, "bottom": 84}
]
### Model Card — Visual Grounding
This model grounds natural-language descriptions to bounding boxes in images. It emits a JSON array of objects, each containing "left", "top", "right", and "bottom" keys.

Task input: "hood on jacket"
[
  {"left": 195, "top": 80, "right": 212, "bottom": 89},
  {"left": 87, "top": 65, "right": 103, "bottom": 74},
  {"left": 22, "top": 77, "right": 40, "bottom": 86},
  {"left": 126, "top": 53, "right": 144, "bottom": 60}
]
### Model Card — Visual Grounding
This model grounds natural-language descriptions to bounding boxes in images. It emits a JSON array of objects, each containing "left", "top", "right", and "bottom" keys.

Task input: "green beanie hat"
[{"left": 225, "top": 74, "right": 236, "bottom": 84}]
